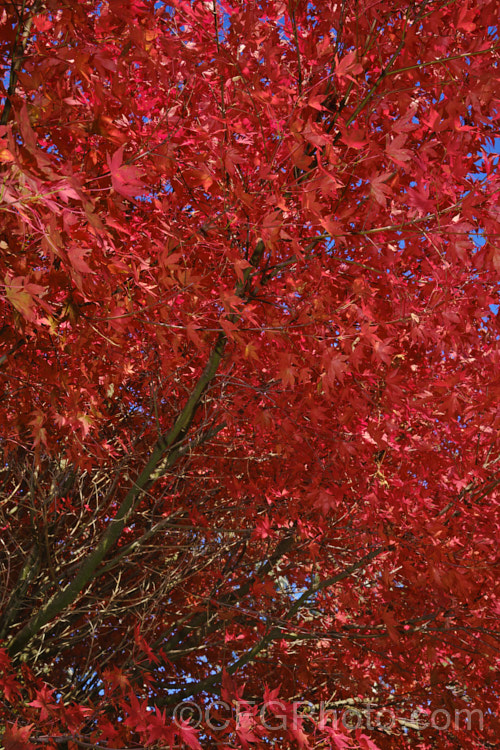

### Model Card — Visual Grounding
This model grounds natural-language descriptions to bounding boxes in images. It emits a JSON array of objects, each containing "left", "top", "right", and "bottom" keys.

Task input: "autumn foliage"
[{"left": 0, "top": 0, "right": 499, "bottom": 748}]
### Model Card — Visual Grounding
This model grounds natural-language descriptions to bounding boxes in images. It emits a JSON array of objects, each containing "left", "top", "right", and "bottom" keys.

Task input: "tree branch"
[
  {"left": 1, "top": 0, "right": 41, "bottom": 126},
  {"left": 7, "top": 340, "right": 227, "bottom": 657},
  {"left": 158, "top": 545, "right": 387, "bottom": 705},
  {"left": 6, "top": 233, "right": 268, "bottom": 657}
]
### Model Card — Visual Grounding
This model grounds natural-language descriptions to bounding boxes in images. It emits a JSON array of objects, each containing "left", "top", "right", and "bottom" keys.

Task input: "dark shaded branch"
[
  {"left": 1, "top": 0, "right": 41, "bottom": 126},
  {"left": 158, "top": 544, "right": 387, "bottom": 705}
]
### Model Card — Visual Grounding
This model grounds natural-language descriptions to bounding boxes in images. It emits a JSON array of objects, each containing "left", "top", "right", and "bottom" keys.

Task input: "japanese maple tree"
[{"left": 0, "top": 0, "right": 499, "bottom": 748}]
